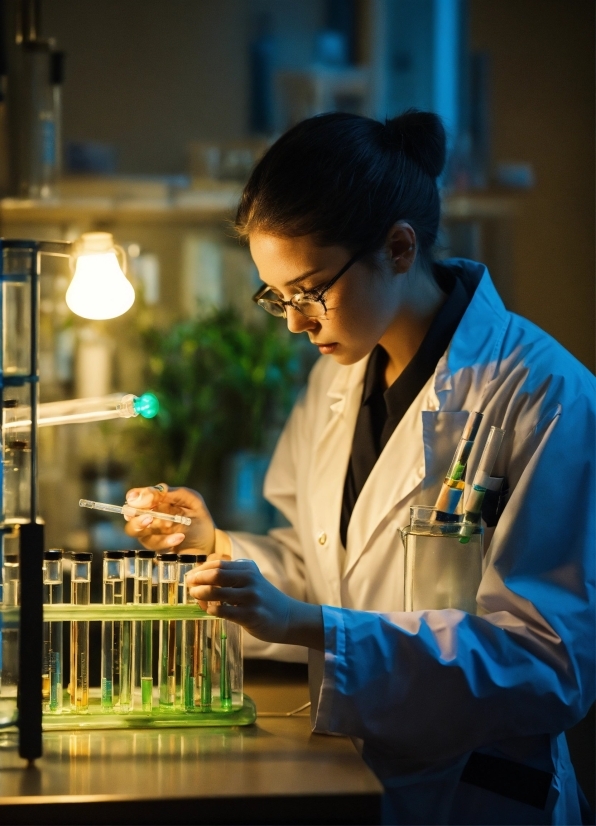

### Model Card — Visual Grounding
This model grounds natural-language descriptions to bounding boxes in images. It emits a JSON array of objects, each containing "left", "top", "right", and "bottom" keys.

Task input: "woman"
[{"left": 125, "top": 111, "right": 595, "bottom": 825}]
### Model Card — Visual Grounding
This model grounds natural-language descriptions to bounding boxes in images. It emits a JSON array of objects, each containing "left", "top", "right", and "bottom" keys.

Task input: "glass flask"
[{"left": 401, "top": 506, "right": 483, "bottom": 614}]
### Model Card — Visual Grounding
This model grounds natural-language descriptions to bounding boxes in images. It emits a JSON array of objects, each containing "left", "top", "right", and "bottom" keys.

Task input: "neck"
[{"left": 379, "top": 262, "right": 447, "bottom": 387}]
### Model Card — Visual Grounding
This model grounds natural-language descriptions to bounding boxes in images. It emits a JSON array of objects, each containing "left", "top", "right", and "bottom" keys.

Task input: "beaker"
[{"left": 401, "top": 506, "right": 483, "bottom": 614}]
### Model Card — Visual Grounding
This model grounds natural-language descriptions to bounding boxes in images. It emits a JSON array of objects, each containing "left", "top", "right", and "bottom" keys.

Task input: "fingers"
[
  {"left": 186, "top": 558, "right": 256, "bottom": 587},
  {"left": 125, "top": 483, "right": 168, "bottom": 510},
  {"left": 189, "top": 584, "right": 245, "bottom": 604}
]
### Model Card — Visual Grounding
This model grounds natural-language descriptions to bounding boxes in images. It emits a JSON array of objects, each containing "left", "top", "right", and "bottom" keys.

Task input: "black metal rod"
[{"left": 17, "top": 521, "right": 43, "bottom": 762}]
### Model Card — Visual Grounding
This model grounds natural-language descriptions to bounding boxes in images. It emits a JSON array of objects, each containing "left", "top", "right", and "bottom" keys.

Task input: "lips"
[{"left": 315, "top": 342, "right": 338, "bottom": 354}]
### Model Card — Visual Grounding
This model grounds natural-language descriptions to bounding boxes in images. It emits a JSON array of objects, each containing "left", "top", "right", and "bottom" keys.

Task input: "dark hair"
[{"left": 235, "top": 109, "right": 446, "bottom": 263}]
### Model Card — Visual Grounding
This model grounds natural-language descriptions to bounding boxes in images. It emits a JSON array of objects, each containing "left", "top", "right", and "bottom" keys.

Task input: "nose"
[{"left": 286, "top": 306, "right": 319, "bottom": 335}]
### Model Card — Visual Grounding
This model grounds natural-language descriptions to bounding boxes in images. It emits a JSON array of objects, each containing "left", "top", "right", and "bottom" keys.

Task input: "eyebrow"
[{"left": 283, "top": 268, "right": 324, "bottom": 288}]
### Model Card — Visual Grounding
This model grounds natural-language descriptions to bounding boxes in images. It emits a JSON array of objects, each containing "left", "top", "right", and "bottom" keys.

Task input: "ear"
[{"left": 385, "top": 223, "right": 417, "bottom": 273}]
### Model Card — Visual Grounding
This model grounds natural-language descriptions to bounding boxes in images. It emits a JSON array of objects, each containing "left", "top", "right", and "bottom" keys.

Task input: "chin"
[{"left": 330, "top": 347, "right": 367, "bottom": 366}]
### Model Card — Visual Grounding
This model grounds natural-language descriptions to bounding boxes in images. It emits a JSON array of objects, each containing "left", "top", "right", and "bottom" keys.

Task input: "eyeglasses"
[{"left": 252, "top": 248, "right": 367, "bottom": 319}]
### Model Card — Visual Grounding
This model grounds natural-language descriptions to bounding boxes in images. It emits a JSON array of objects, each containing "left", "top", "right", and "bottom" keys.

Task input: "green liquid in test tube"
[
  {"left": 101, "top": 552, "right": 125, "bottom": 711},
  {"left": 179, "top": 554, "right": 206, "bottom": 711},
  {"left": 135, "top": 550, "right": 155, "bottom": 712},
  {"left": 219, "top": 620, "right": 232, "bottom": 710},
  {"left": 158, "top": 553, "right": 178, "bottom": 710},
  {"left": 70, "top": 553, "right": 91, "bottom": 713},
  {"left": 43, "top": 550, "right": 63, "bottom": 713}
]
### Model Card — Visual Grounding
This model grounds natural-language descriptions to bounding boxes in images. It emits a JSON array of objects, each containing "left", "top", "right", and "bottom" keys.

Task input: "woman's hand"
[
  {"left": 187, "top": 558, "right": 324, "bottom": 651},
  {"left": 123, "top": 483, "right": 218, "bottom": 554}
]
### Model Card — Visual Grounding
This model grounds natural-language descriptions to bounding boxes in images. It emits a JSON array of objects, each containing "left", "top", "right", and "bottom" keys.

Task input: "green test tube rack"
[{"left": 0, "top": 604, "right": 254, "bottom": 730}]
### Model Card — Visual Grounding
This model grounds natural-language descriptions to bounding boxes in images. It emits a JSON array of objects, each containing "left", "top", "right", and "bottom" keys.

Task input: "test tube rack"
[{"left": 2, "top": 603, "right": 256, "bottom": 730}]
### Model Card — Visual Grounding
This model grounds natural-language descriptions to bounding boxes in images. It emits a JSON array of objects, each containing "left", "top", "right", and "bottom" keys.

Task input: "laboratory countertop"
[{"left": 0, "top": 661, "right": 382, "bottom": 825}]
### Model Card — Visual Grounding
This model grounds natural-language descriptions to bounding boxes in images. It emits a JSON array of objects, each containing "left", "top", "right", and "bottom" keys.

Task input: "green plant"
[{"left": 125, "top": 307, "right": 310, "bottom": 507}]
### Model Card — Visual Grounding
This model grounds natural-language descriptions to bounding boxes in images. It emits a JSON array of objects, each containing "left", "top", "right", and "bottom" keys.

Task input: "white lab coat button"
[{"left": 317, "top": 532, "right": 327, "bottom": 546}]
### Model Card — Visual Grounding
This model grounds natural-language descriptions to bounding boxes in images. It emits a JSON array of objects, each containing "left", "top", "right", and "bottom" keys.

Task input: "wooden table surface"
[{"left": 0, "top": 661, "right": 382, "bottom": 825}]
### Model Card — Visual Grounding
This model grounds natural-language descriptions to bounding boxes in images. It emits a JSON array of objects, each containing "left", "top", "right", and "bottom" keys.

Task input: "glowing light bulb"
[{"left": 65, "top": 232, "right": 135, "bottom": 320}]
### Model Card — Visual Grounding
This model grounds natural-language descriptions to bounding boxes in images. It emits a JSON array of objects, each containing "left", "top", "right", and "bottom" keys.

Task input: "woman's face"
[{"left": 249, "top": 232, "right": 403, "bottom": 365}]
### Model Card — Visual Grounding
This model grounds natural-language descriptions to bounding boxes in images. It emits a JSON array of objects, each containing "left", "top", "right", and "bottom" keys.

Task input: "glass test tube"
[
  {"left": 101, "top": 551, "right": 124, "bottom": 712},
  {"left": 158, "top": 553, "right": 178, "bottom": 710},
  {"left": 177, "top": 555, "right": 195, "bottom": 709},
  {"left": 0, "top": 546, "right": 20, "bottom": 706},
  {"left": 43, "top": 549, "right": 63, "bottom": 713},
  {"left": 135, "top": 550, "right": 155, "bottom": 712},
  {"left": 460, "top": 427, "right": 506, "bottom": 542},
  {"left": 120, "top": 550, "right": 136, "bottom": 711},
  {"left": 179, "top": 554, "right": 204, "bottom": 711},
  {"left": 70, "top": 552, "right": 91, "bottom": 713},
  {"left": 434, "top": 411, "right": 484, "bottom": 514},
  {"left": 219, "top": 618, "right": 232, "bottom": 710}
]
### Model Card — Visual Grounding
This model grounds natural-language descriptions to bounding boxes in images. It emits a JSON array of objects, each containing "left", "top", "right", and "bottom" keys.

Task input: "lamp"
[{"left": 65, "top": 232, "right": 135, "bottom": 320}]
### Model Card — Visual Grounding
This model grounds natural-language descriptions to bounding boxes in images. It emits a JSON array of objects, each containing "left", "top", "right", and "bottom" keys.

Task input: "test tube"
[
  {"left": 434, "top": 411, "right": 484, "bottom": 513},
  {"left": 158, "top": 553, "right": 178, "bottom": 710},
  {"left": 1, "top": 547, "right": 20, "bottom": 706},
  {"left": 219, "top": 618, "right": 232, "bottom": 711},
  {"left": 177, "top": 555, "right": 196, "bottom": 709},
  {"left": 43, "top": 549, "right": 63, "bottom": 713},
  {"left": 135, "top": 550, "right": 155, "bottom": 712},
  {"left": 459, "top": 427, "right": 506, "bottom": 542},
  {"left": 120, "top": 550, "right": 136, "bottom": 712},
  {"left": 70, "top": 552, "right": 92, "bottom": 713},
  {"left": 101, "top": 551, "right": 124, "bottom": 712},
  {"left": 179, "top": 554, "right": 204, "bottom": 711}
]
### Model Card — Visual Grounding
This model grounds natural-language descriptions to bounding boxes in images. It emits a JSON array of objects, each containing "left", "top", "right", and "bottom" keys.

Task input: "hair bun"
[{"left": 385, "top": 109, "right": 446, "bottom": 179}]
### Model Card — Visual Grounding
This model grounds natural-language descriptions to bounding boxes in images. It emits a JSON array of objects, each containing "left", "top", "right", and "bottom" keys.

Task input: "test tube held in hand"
[
  {"left": 158, "top": 553, "right": 178, "bottom": 710},
  {"left": 434, "top": 411, "right": 484, "bottom": 513},
  {"left": 101, "top": 552, "right": 125, "bottom": 711},
  {"left": 43, "top": 550, "right": 63, "bottom": 713},
  {"left": 135, "top": 550, "right": 155, "bottom": 712},
  {"left": 459, "top": 426, "right": 506, "bottom": 542},
  {"left": 70, "top": 553, "right": 92, "bottom": 713}
]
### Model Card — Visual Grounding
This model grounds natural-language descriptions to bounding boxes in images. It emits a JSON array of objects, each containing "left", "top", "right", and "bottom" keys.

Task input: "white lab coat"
[{"left": 230, "top": 260, "right": 595, "bottom": 825}]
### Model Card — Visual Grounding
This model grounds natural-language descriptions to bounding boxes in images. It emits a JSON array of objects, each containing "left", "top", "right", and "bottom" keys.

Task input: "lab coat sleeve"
[
  {"left": 227, "top": 379, "right": 310, "bottom": 599},
  {"left": 314, "top": 397, "right": 596, "bottom": 762},
  {"left": 227, "top": 377, "right": 317, "bottom": 660}
]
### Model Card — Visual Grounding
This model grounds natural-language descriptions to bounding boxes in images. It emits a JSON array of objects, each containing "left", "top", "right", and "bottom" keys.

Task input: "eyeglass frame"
[{"left": 251, "top": 247, "right": 370, "bottom": 319}]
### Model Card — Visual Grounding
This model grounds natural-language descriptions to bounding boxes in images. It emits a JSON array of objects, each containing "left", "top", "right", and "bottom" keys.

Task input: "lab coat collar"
[{"left": 433, "top": 260, "right": 508, "bottom": 403}]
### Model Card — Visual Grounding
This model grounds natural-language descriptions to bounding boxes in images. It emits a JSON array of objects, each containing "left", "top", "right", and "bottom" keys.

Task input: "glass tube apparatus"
[
  {"left": 134, "top": 550, "right": 154, "bottom": 712},
  {"left": 158, "top": 553, "right": 178, "bottom": 710},
  {"left": 42, "top": 549, "right": 63, "bottom": 713},
  {"left": 0, "top": 240, "right": 43, "bottom": 759},
  {"left": 2, "top": 392, "right": 159, "bottom": 431},
  {"left": 70, "top": 552, "right": 91, "bottom": 713}
]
